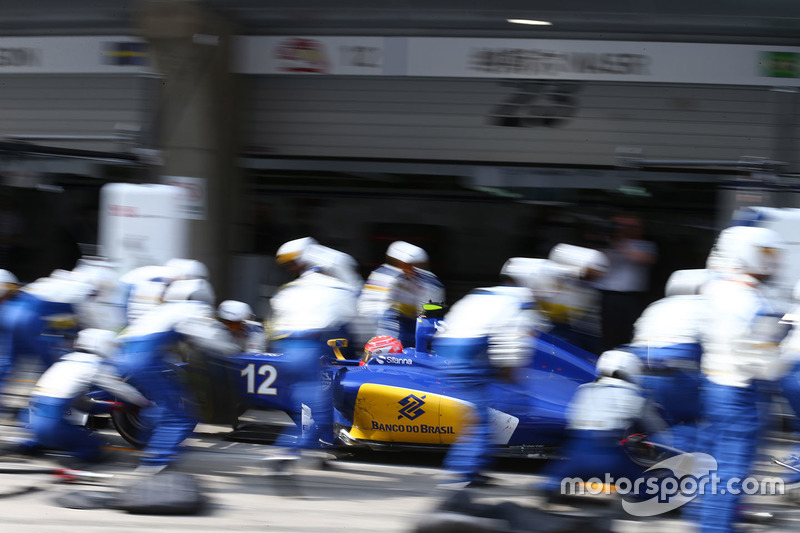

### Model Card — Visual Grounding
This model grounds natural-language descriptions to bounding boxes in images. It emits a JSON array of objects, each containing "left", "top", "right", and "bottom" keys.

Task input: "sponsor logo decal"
[
  {"left": 103, "top": 42, "right": 148, "bottom": 66},
  {"left": 375, "top": 355, "right": 413, "bottom": 365},
  {"left": 397, "top": 393, "right": 426, "bottom": 420},
  {"left": 275, "top": 38, "right": 330, "bottom": 73},
  {"left": 371, "top": 421, "right": 454, "bottom": 434},
  {"left": 760, "top": 51, "right": 800, "bottom": 78},
  {"left": 0, "top": 47, "right": 41, "bottom": 67}
]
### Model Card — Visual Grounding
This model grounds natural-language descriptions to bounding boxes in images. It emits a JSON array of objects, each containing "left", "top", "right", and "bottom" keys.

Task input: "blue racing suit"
[
  {"left": 269, "top": 269, "right": 357, "bottom": 452},
  {"left": 114, "top": 300, "right": 238, "bottom": 467},
  {"left": 692, "top": 274, "right": 785, "bottom": 532},
  {"left": 433, "top": 284, "right": 540, "bottom": 484},
  {"left": 359, "top": 264, "right": 444, "bottom": 348},
  {"left": 23, "top": 350, "right": 151, "bottom": 462},
  {"left": 628, "top": 294, "right": 708, "bottom": 452},
  {"left": 115, "top": 264, "right": 177, "bottom": 326},
  {"left": 234, "top": 319, "right": 267, "bottom": 353},
  {"left": 0, "top": 276, "right": 96, "bottom": 400},
  {"left": 538, "top": 376, "right": 666, "bottom": 495}
]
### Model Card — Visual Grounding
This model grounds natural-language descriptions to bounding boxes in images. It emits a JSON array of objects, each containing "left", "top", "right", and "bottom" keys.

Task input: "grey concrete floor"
[
  {"left": 2, "top": 369, "right": 800, "bottom": 533},
  {"left": 0, "top": 414, "right": 800, "bottom": 533}
]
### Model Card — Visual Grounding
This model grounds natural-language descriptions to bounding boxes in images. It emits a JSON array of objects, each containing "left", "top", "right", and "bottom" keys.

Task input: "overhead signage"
[
  {"left": 3, "top": 35, "right": 800, "bottom": 87},
  {"left": 405, "top": 38, "right": 800, "bottom": 86},
  {"left": 235, "top": 35, "right": 386, "bottom": 76},
  {"left": 0, "top": 36, "right": 151, "bottom": 74},
  {"left": 236, "top": 35, "right": 800, "bottom": 87}
]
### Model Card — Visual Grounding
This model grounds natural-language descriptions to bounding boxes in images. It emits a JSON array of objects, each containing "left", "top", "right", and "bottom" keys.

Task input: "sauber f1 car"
[{"left": 105, "top": 331, "right": 598, "bottom": 456}]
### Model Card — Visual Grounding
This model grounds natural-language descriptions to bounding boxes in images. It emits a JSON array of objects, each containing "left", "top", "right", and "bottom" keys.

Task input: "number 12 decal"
[{"left": 241, "top": 363, "right": 278, "bottom": 395}]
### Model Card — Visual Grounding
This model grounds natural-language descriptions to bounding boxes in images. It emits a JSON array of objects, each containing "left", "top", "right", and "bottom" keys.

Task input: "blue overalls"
[
  {"left": 689, "top": 285, "right": 779, "bottom": 532},
  {"left": 378, "top": 308, "right": 417, "bottom": 349},
  {"left": 414, "top": 314, "right": 442, "bottom": 355},
  {"left": 0, "top": 292, "right": 78, "bottom": 396},
  {"left": 435, "top": 336, "right": 493, "bottom": 483},
  {"left": 25, "top": 394, "right": 103, "bottom": 462},
  {"left": 115, "top": 330, "right": 197, "bottom": 467},
  {"left": 539, "top": 428, "right": 645, "bottom": 495},
  {"left": 271, "top": 331, "right": 335, "bottom": 451},
  {"left": 691, "top": 380, "right": 762, "bottom": 531},
  {"left": 628, "top": 342, "right": 702, "bottom": 453}
]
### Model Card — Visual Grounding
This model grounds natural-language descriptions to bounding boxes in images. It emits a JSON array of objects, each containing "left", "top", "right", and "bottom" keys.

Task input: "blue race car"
[{"left": 107, "top": 331, "right": 598, "bottom": 456}]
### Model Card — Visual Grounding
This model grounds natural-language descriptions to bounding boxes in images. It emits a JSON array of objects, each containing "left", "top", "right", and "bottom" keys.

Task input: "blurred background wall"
[{"left": 1, "top": 0, "right": 800, "bottom": 315}]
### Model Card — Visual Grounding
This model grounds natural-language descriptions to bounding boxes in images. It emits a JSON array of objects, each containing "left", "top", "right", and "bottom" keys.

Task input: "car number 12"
[{"left": 241, "top": 363, "right": 278, "bottom": 395}]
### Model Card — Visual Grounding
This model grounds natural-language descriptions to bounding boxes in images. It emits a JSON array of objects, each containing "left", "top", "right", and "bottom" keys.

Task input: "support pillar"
[{"left": 136, "top": 0, "right": 240, "bottom": 296}]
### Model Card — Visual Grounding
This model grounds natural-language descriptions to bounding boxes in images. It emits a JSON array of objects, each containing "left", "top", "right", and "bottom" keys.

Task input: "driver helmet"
[{"left": 362, "top": 335, "right": 404, "bottom": 364}]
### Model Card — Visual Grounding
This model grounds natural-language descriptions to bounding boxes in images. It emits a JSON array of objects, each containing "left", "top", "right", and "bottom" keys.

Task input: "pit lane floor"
[{"left": 1, "top": 411, "right": 800, "bottom": 533}]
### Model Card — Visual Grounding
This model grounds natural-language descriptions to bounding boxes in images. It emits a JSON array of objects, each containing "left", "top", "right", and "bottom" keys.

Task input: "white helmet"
[
  {"left": 163, "top": 278, "right": 216, "bottom": 305},
  {"left": 0, "top": 269, "right": 19, "bottom": 299},
  {"left": 708, "top": 225, "right": 783, "bottom": 277},
  {"left": 218, "top": 300, "right": 254, "bottom": 322},
  {"left": 72, "top": 262, "right": 117, "bottom": 295},
  {"left": 301, "top": 243, "right": 336, "bottom": 273},
  {"left": 596, "top": 349, "right": 642, "bottom": 383},
  {"left": 73, "top": 257, "right": 118, "bottom": 276},
  {"left": 50, "top": 268, "right": 75, "bottom": 281},
  {"left": 386, "top": 241, "right": 428, "bottom": 265},
  {"left": 165, "top": 258, "right": 209, "bottom": 280},
  {"left": 500, "top": 257, "right": 561, "bottom": 294},
  {"left": 276, "top": 237, "right": 317, "bottom": 265},
  {"left": 548, "top": 243, "right": 609, "bottom": 276},
  {"left": 0, "top": 269, "right": 18, "bottom": 285},
  {"left": 665, "top": 268, "right": 712, "bottom": 297},
  {"left": 75, "top": 328, "right": 118, "bottom": 358}
]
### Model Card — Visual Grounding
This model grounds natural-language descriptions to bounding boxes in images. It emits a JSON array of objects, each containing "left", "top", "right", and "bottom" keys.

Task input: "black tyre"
[{"left": 111, "top": 406, "right": 152, "bottom": 449}]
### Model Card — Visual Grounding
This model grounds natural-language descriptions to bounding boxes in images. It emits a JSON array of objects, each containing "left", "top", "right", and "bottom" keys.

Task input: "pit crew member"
[
  {"left": 20, "top": 328, "right": 152, "bottom": 463},
  {"left": 535, "top": 349, "right": 666, "bottom": 498},
  {"left": 434, "top": 257, "right": 544, "bottom": 487},
  {"left": 267, "top": 244, "right": 357, "bottom": 466},
  {"left": 627, "top": 268, "right": 711, "bottom": 452},
  {"left": 692, "top": 225, "right": 786, "bottom": 533},
  {"left": 114, "top": 279, "right": 238, "bottom": 473},
  {"left": 218, "top": 300, "right": 266, "bottom": 353},
  {"left": 358, "top": 241, "right": 444, "bottom": 348}
]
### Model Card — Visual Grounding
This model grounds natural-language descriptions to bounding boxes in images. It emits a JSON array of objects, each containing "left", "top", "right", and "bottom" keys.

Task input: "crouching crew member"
[
  {"left": 536, "top": 349, "right": 667, "bottom": 498},
  {"left": 21, "top": 329, "right": 152, "bottom": 462}
]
